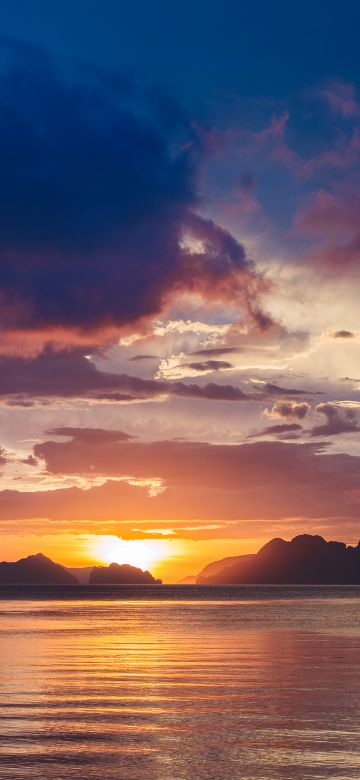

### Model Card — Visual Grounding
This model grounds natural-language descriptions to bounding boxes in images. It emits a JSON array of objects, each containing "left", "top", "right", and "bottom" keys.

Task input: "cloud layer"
[{"left": 0, "top": 430, "right": 360, "bottom": 541}]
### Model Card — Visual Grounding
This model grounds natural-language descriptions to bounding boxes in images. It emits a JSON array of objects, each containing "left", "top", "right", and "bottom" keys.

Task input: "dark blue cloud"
[
  {"left": 0, "top": 40, "right": 200, "bottom": 333},
  {"left": 0, "top": 40, "right": 265, "bottom": 346}
]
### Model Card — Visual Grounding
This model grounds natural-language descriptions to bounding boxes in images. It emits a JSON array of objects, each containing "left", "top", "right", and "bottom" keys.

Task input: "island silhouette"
[
  {"left": 0, "top": 554, "right": 162, "bottom": 585},
  {"left": 2, "top": 535, "right": 360, "bottom": 585},
  {"left": 90, "top": 563, "right": 161, "bottom": 584},
  {"left": 0, "top": 553, "right": 78, "bottom": 584},
  {"left": 196, "top": 534, "right": 360, "bottom": 584}
]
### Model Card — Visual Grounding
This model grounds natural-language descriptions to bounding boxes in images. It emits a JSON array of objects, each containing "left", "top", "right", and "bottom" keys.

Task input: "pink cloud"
[
  {"left": 321, "top": 80, "right": 360, "bottom": 118},
  {"left": 294, "top": 188, "right": 360, "bottom": 267},
  {"left": 253, "top": 111, "right": 290, "bottom": 144},
  {"left": 0, "top": 433, "right": 359, "bottom": 535}
]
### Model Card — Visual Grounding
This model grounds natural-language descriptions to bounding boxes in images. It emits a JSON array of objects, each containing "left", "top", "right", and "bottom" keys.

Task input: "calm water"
[{"left": 1, "top": 586, "right": 360, "bottom": 779}]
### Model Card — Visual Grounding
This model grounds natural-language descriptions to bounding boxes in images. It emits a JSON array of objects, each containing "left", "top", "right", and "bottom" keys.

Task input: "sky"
[{"left": 1, "top": 1, "right": 360, "bottom": 581}]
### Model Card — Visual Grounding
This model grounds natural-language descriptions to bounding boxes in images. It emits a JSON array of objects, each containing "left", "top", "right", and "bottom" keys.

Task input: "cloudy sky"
[{"left": 1, "top": 1, "right": 360, "bottom": 580}]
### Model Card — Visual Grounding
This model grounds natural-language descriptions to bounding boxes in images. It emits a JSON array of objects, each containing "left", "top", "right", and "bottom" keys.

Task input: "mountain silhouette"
[
  {"left": 66, "top": 566, "right": 93, "bottom": 584},
  {"left": 197, "top": 534, "right": 360, "bottom": 584},
  {"left": 0, "top": 553, "right": 79, "bottom": 584},
  {"left": 89, "top": 562, "right": 162, "bottom": 584},
  {"left": 197, "top": 554, "right": 255, "bottom": 582}
]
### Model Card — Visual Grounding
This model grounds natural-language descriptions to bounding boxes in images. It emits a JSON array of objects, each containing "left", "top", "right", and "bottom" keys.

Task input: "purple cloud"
[
  {"left": 266, "top": 400, "right": 311, "bottom": 420},
  {"left": 310, "top": 403, "right": 360, "bottom": 437}
]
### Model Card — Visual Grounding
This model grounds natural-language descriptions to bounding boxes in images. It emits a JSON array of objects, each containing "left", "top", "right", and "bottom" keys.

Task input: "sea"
[{"left": 0, "top": 585, "right": 360, "bottom": 780}]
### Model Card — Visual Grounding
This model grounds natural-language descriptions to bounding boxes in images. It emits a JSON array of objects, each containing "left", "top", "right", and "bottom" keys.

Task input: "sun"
[{"left": 93, "top": 535, "right": 170, "bottom": 572}]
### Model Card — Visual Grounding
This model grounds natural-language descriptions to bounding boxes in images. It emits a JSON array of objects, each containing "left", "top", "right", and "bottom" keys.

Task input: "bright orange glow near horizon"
[
  {"left": 92, "top": 535, "right": 173, "bottom": 573},
  {"left": 0, "top": 532, "right": 270, "bottom": 582}
]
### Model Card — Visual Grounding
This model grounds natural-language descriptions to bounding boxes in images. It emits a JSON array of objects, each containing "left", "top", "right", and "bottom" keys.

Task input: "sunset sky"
[{"left": 1, "top": 1, "right": 360, "bottom": 581}]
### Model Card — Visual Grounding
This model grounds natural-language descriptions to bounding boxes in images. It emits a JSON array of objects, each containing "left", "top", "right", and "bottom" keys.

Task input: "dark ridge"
[
  {"left": 197, "top": 534, "right": 360, "bottom": 584},
  {"left": 0, "top": 553, "right": 79, "bottom": 584},
  {"left": 89, "top": 562, "right": 162, "bottom": 584},
  {"left": 66, "top": 566, "right": 94, "bottom": 584}
]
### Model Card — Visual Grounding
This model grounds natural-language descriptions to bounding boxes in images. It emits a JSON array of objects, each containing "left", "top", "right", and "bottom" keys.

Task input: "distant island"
[
  {"left": 0, "top": 554, "right": 161, "bottom": 585},
  {"left": 195, "top": 535, "right": 360, "bottom": 584},
  {"left": 90, "top": 563, "right": 161, "bottom": 584},
  {"left": 0, "top": 553, "right": 78, "bottom": 584}
]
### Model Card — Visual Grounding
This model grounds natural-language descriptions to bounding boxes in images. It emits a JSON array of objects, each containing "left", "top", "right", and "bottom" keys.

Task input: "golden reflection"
[{"left": 2, "top": 597, "right": 360, "bottom": 778}]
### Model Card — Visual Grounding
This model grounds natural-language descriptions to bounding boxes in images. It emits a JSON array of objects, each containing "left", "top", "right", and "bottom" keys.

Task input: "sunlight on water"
[{"left": 0, "top": 587, "right": 360, "bottom": 779}]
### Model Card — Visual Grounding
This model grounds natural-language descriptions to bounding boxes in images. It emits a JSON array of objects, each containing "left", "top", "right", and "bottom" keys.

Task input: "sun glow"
[{"left": 93, "top": 535, "right": 171, "bottom": 572}]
